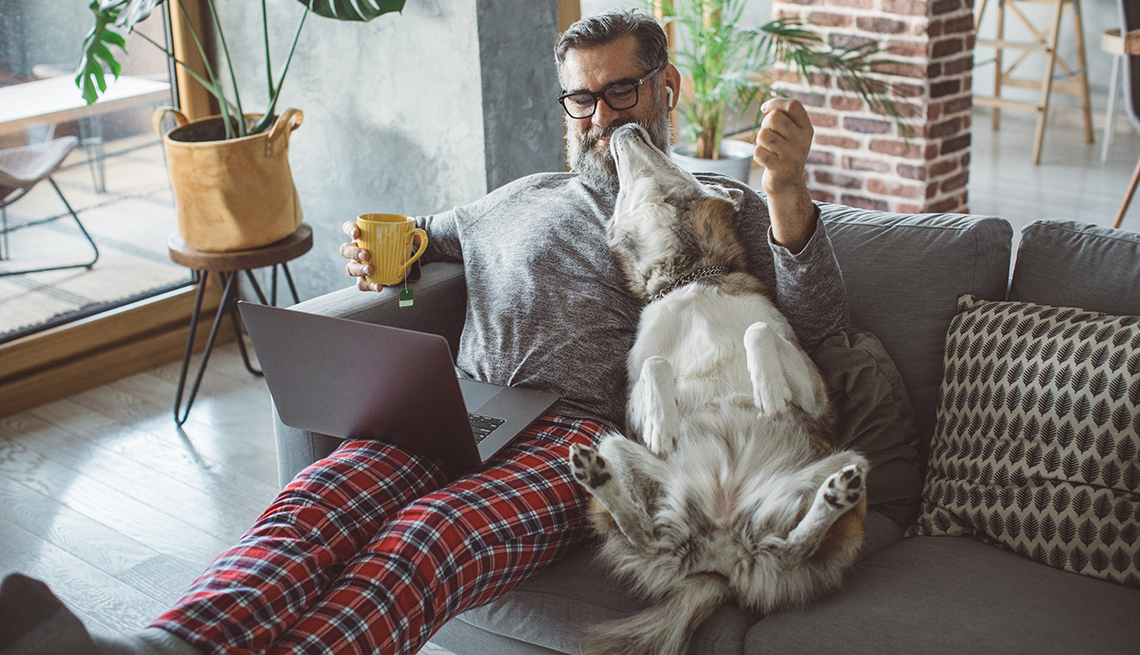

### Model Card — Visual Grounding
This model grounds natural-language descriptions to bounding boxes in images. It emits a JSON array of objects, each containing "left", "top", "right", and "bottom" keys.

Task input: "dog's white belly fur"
[
  {"left": 576, "top": 279, "right": 853, "bottom": 598},
  {"left": 627, "top": 285, "right": 819, "bottom": 456},
  {"left": 624, "top": 285, "right": 793, "bottom": 435}
]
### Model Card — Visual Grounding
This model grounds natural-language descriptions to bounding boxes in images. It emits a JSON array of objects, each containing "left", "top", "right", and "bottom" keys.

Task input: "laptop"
[{"left": 238, "top": 301, "right": 560, "bottom": 471}]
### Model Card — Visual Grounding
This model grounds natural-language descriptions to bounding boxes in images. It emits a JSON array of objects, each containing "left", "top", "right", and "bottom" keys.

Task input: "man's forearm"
[{"left": 766, "top": 186, "right": 817, "bottom": 255}]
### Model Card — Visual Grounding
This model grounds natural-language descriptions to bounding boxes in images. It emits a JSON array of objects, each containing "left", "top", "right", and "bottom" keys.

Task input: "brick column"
[{"left": 771, "top": 0, "right": 974, "bottom": 214}]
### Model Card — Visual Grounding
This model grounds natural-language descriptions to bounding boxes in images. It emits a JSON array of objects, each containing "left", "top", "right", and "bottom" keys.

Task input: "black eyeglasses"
[{"left": 558, "top": 66, "right": 664, "bottom": 119}]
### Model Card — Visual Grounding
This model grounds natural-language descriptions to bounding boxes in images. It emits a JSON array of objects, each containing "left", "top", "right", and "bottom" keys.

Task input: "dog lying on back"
[{"left": 568, "top": 123, "right": 868, "bottom": 655}]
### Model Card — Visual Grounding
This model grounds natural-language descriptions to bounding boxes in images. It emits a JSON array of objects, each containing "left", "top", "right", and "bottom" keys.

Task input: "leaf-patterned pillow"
[{"left": 907, "top": 294, "right": 1140, "bottom": 587}]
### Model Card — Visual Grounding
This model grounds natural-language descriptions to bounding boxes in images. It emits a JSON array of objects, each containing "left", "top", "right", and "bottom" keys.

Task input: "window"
[{"left": 0, "top": 0, "right": 190, "bottom": 344}]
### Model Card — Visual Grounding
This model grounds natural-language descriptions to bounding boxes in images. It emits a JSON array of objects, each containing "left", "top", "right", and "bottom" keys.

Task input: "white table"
[
  {"left": 0, "top": 75, "right": 171, "bottom": 135},
  {"left": 0, "top": 76, "right": 172, "bottom": 191}
]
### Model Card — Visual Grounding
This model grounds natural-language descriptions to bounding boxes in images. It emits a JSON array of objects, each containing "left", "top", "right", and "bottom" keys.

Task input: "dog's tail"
[{"left": 581, "top": 574, "right": 731, "bottom": 655}]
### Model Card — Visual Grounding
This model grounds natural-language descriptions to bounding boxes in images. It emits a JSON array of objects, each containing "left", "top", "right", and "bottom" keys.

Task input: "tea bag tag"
[{"left": 399, "top": 287, "right": 414, "bottom": 308}]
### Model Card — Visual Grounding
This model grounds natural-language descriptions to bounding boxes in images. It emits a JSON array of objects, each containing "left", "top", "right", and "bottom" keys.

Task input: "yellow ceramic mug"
[{"left": 356, "top": 213, "right": 429, "bottom": 286}]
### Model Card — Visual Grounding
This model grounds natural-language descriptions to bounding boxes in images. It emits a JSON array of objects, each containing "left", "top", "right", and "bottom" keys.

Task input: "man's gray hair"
[{"left": 555, "top": 7, "right": 669, "bottom": 88}]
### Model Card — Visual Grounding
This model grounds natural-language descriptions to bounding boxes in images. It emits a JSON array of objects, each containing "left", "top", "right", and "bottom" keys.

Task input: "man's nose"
[{"left": 592, "top": 98, "right": 620, "bottom": 128}]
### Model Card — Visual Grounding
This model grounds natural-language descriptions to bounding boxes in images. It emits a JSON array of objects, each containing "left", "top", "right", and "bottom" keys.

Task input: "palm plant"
[
  {"left": 657, "top": 0, "right": 902, "bottom": 160},
  {"left": 76, "top": 0, "right": 404, "bottom": 140}
]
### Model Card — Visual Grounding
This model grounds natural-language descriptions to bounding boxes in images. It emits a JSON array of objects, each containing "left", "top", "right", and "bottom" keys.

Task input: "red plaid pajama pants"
[{"left": 150, "top": 414, "right": 610, "bottom": 655}]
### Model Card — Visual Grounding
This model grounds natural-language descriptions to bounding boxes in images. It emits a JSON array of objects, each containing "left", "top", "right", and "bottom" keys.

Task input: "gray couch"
[{"left": 273, "top": 205, "right": 1140, "bottom": 654}]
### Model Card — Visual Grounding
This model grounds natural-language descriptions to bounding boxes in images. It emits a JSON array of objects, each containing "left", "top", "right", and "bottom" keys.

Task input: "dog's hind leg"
[
  {"left": 599, "top": 435, "right": 669, "bottom": 515},
  {"left": 744, "top": 322, "right": 827, "bottom": 419},
  {"left": 569, "top": 437, "right": 665, "bottom": 548},
  {"left": 629, "top": 355, "right": 681, "bottom": 457},
  {"left": 755, "top": 452, "right": 868, "bottom": 566}
]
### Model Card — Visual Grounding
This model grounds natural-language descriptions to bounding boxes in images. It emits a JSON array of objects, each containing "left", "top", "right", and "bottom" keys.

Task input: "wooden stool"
[
  {"left": 974, "top": 0, "right": 1093, "bottom": 165},
  {"left": 1112, "top": 28, "right": 1140, "bottom": 229},
  {"left": 167, "top": 223, "right": 313, "bottom": 426}
]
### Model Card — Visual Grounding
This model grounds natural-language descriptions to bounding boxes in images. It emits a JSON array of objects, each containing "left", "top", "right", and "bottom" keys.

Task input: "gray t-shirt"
[{"left": 417, "top": 172, "right": 849, "bottom": 429}]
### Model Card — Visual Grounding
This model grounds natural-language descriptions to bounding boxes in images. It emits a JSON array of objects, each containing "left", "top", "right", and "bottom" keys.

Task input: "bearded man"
[{"left": 0, "top": 8, "right": 847, "bottom": 655}]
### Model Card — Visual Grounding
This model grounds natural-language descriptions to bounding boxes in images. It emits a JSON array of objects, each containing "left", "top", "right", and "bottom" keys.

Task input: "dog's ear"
[
  {"left": 725, "top": 187, "right": 745, "bottom": 210},
  {"left": 706, "top": 184, "right": 746, "bottom": 211}
]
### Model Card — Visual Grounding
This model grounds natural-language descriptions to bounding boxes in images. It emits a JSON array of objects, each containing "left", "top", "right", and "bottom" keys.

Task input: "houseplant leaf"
[
  {"left": 76, "top": 0, "right": 130, "bottom": 105},
  {"left": 298, "top": 0, "right": 405, "bottom": 22},
  {"left": 659, "top": 0, "right": 903, "bottom": 160},
  {"left": 76, "top": 0, "right": 406, "bottom": 137},
  {"left": 117, "top": 0, "right": 165, "bottom": 26}
]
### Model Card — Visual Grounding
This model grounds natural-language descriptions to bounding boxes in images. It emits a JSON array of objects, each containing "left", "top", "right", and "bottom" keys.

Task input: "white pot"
[{"left": 670, "top": 139, "right": 756, "bottom": 183}]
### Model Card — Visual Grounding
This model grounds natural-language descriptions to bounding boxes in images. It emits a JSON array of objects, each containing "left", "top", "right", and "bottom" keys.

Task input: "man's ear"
[{"left": 664, "top": 64, "right": 682, "bottom": 107}]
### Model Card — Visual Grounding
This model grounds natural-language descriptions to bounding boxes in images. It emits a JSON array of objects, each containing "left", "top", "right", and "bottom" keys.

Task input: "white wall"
[{"left": 972, "top": 0, "right": 1121, "bottom": 113}]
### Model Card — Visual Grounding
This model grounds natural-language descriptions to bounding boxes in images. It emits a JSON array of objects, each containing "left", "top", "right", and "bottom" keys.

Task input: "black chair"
[
  {"left": 0, "top": 136, "right": 99, "bottom": 276},
  {"left": 1113, "top": 1, "right": 1140, "bottom": 229}
]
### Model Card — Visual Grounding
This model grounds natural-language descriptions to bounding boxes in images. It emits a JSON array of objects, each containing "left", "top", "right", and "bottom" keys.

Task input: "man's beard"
[{"left": 566, "top": 100, "right": 671, "bottom": 194}]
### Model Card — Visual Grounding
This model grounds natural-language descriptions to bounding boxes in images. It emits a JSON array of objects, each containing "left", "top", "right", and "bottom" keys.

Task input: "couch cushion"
[
  {"left": 821, "top": 207, "right": 1012, "bottom": 463},
  {"left": 744, "top": 536, "right": 1140, "bottom": 655},
  {"left": 814, "top": 328, "right": 922, "bottom": 525},
  {"left": 1009, "top": 220, "right": 1140, "bottom": 317},
  {"left": 909, "top": 295, "right": 1140, "bottom": 586},
  {"left": 437, "top": 510, "right": 904, "bottom": 655}
]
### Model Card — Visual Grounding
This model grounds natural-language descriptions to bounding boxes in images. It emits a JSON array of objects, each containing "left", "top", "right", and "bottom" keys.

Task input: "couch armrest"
[
  {"left": 287, "top": 261, "right": 467, "bottom": 357},
  {"left": 272, "top": 262, "right": 467, "bottom": 488}
]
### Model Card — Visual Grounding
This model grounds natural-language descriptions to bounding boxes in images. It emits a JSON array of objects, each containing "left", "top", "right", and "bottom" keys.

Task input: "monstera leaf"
[
  {"left": 304, "top": 0, "right": 405, "bottom": 21},
  {"left": 77, "top": 0, "right": 132, "bottom": 105},
  {"left": 76, "top": 0, "right": 404, "bottom": 135}
]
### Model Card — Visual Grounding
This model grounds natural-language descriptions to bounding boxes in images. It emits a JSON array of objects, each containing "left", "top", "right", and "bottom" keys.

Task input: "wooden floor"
[
  {"left": 968, "top": 105, "right": 1140, "bottom": 237},
  {"left": 1, "top": 107, "right": 1137, "bottom": 653},
  {"left": 0, "top": 341, "right": 279, "bottom": 635},
  {"left": 0, "top": 351, "right": 467, "bottom": 653}
]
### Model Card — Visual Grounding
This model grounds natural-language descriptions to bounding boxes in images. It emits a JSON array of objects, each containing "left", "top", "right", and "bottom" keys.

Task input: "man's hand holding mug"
[{"left": 341, "top": 214, "right": 427, "bottom": 292}]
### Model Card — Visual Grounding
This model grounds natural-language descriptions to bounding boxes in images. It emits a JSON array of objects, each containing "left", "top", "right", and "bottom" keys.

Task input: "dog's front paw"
[
  {"left": 820, "top": 463, "right": 866, "bottom": 511},
  {"left": 644, "top": 424, "right": 677, "bottom": 458},
  {"left": 569, "top": 444, "right": 613, "bottom": 490},
  {"left": 754, "top": 386, "right": 793, "bottom": 421}
]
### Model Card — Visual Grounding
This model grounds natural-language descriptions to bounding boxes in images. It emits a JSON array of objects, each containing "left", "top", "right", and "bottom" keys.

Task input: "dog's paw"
[
  {"left": 569, "top": 444, "right": 613, "bottom": 490},
  {"left": 753, "top": 385, "right": 793, "bottom": 421},
  {"left": 820, "top": 463, "right": 866, "bottom": 511},
  {"left": 745, "top": 323, "right": 795, "bottom": 419},
  {"left": 644, "top": 425, "right": 677, "bottom": 458}
]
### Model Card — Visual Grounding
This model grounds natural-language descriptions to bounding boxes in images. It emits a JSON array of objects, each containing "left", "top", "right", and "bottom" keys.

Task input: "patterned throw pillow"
[{"left": 907, "top": 295, "right": 1140, "bottom": 587}]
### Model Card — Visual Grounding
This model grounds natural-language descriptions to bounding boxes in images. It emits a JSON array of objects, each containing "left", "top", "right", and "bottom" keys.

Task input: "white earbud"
[{"left": 666, "top": 88, "right": 674, "bottom": 108}]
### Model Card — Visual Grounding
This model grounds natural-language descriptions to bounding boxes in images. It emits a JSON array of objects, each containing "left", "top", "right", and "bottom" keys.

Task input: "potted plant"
[
  {"left": 75, "top": 0, "right": 405, "bottom": 252},
  {"left": 656, "top": 0, "right": 902, "bottom": 182}
]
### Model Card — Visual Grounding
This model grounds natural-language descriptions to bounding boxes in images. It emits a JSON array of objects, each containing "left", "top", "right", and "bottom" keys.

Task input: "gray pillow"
[
  {"left": 821, "top": 206, "right": 1013, "bottom": 464},
  {"left": 813, "top": 327, "right": 922, "bottom": 526}
]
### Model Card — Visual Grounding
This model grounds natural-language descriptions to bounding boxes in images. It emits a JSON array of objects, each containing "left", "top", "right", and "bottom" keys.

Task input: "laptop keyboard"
[{"left": 468, "top": 413, "right": 505, "bottom": 443}]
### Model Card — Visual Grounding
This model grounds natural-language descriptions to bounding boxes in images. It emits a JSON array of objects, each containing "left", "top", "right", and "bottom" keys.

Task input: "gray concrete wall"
[
  {"left": 212, "top": 0, "right": 563, "bottom": 300},
  {"left": 477, "top": 0, "right": 564, "bottom": 192}
]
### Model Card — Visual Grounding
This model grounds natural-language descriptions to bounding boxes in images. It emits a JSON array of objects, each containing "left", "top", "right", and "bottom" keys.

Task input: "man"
[{"left": 0, "top": 8, "right": 847, "bottom": 655}]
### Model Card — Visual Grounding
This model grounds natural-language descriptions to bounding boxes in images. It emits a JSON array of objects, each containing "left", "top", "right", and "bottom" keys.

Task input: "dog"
[{"left": 567, "top": 123, "right": 869, "bottom": 655}]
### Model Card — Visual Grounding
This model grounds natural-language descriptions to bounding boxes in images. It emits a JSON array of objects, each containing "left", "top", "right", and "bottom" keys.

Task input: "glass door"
[{"left": 0, "top": 0, "right": 191, "bottom": 344}]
